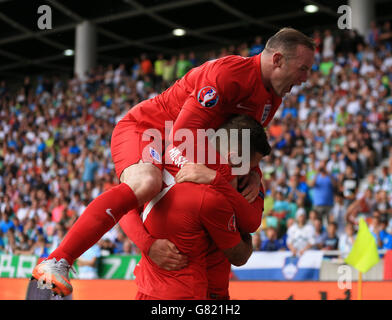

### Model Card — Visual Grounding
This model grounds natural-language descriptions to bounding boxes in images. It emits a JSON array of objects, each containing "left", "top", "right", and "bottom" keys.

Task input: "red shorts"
[{"left": 110, "top": 111, "right": 165, "bottom": 179}]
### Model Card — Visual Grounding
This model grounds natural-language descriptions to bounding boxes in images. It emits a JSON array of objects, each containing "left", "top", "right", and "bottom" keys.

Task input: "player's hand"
[
  {"left": 175, "top": 163, "right": 217, "bottom": 185},
  {"left": 148, "top": 239, "right": 188, "bottom": 271},
  {"left": 238, "top": 171, "right": 261, "bottom": 203}
]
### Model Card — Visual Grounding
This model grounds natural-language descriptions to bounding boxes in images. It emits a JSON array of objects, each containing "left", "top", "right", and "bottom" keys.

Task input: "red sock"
[{"left": 49, "top": 183, "right": 138, "bottom": 265}]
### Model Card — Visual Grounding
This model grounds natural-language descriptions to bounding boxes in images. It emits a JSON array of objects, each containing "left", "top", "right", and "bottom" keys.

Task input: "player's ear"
[
  {"left": 228, "top": 151, "right": 241, "bottom": 168},
  {"left": 272, "top": 52, "right": 284, "bottom": 68}
]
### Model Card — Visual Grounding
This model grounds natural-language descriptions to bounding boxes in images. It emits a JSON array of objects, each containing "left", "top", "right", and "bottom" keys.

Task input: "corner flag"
[{"left": 345, "top": 218, "right": 380, "bottom": 273}]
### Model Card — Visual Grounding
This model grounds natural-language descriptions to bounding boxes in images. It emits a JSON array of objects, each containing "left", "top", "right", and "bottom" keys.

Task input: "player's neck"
[{"left": 259, "top": 54, "right": 272, "bottom": 93}]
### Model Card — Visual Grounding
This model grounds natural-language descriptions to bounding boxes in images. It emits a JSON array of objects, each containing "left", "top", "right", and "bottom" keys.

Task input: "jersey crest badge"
[
  {"left": 260, "top": 104, "right": 272, "bottom": 124},
  {"left": 197, "top": 86, "right": 219, "bottom": 108},
  {"left": 149, "top": 147, "right": 161, "bottom": 163}
]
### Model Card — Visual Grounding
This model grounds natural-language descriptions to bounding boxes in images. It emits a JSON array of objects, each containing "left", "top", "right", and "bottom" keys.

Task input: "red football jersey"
[
  {"left": 128, "top": 54, "right": 282, "bottom": 135},
  {"left": 134, "top": 182, "right": 241, "bottom": 300},
  {"left": 206, "top": 245, "right": 231, "bottom": 299}
]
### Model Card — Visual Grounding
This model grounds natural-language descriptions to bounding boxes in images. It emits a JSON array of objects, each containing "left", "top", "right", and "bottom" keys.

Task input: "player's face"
[{"left": 271, "top": 45, "right": 314, "bottom": 97}]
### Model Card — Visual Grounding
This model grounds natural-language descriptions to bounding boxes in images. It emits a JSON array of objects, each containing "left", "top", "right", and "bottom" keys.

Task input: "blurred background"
[{"left": 1, "top": 0, "right": 392, "bottom": 300}]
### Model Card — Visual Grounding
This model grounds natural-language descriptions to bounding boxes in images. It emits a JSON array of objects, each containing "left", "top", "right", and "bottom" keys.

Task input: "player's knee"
[
  {"left": 139, "top": 172, "right": 162, "bottom": 197},
  {"left": 122, "top": 166, "right": 162, "bottom": 205}
]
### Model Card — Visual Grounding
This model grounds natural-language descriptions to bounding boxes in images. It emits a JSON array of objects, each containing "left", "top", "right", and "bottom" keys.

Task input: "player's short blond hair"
[{"left": 265, "top": 27, "right": 315, "bottom": 58}]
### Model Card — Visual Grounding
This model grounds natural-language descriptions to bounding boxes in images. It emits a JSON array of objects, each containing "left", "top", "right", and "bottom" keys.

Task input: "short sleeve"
[{"left": 199, "top": 189, "right": 241, "bottom": 251}]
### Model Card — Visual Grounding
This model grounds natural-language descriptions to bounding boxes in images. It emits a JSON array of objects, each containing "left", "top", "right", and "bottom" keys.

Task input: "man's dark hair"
[
  {"left": 219, "top": 114, "right": 271, "bottom": 157},
  {"left": 265, "top": 27, "right": 315, "bottom": 58},
  {"left": 328, "top": 221, "right": 338, "bottom": 229}
]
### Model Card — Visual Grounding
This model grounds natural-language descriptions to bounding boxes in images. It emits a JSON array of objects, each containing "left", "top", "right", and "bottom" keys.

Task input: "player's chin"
[{"left": 282, "top": 85, "right": 293, "bottom": 96}]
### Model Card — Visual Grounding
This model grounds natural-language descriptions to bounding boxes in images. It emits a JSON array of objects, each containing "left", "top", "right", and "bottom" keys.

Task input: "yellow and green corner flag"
[{"left": 345, "top": 218, "right": 380, "bottom": 273}]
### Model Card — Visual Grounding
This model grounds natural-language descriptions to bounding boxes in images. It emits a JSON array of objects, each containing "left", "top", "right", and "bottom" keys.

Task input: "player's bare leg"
[
  {"left": 31, "top": 161, "right": 162, "bottom": 297},
  {"left": 120, "top": 161, "right": 163, "bottom": 206}
]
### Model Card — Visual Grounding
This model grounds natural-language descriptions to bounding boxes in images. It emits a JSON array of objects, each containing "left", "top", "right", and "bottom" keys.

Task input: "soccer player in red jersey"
[
  {"left": 32, "top": 28, "right": 314, "bottom": 297},
  {"left": 132, "top": 115, "right": 270, "bottom": 299}
]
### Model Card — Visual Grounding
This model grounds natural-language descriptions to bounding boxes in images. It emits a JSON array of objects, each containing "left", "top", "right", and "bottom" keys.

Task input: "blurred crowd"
[{"left": 0, "top": 22, "right": 392, "bottom": 273}]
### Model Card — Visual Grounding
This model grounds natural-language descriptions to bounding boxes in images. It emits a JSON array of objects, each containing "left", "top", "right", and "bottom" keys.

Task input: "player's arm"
[
  {"left": 176, "top": 163, "right": 263, "bottom": 233},
  {"left": 168, "top": 65, "right": 245, "bottom": 181},
  {"left": 211, "top": 172, "right": 264, "bottom": 233},
  {"left": 170, "top": 60, "right": 243, "bottom": 136},
  {"left": 168, "top": 103, "right": 234, "bottom": 181},
  {"left": 200, "top": 189, "right": 253, "bottom": 267},
  {"left": 119, "top": 211, "right": 188, "bottom": 271},
  {"left": 222, "top": 232, "right": 253, "bottom": 267}
]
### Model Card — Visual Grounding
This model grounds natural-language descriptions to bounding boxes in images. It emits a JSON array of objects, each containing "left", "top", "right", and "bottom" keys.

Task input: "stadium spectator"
[
  {"left": 76, "top": 243, "right": 101, "bottom": 279},
  {"left": 176, "top": 53, "right": 192, "bottom": 79},
  {"left": 249, "top": 36, "right": 264, "bottom": 56},
  {"left": 161, "top": 55, "right": 176, "bottom": 85},
  {"left": 346, "top": 188, "right": 376, "bottom": 225},
  {"left": 330, "top": 193, "right": 347, "bottom": 236},
  {"left": 0, "top": 212, "right": 14, "bottom": 234},
  {"left": 154, "top": 53, "right": 166, "bottom": 88},
  {"left": 326, "top": 151, "right": 346, "bottom": 178},
  {"left": 49, "top": 224, "right": 67, "bottom": 254},
  {"left": 15, "top": 234, "right": 49, "bottom": 258},
  {"left": 322, "top": 29, "right": 334, "bottom": 59},
  {"left": 338, "top": 222, "right": 356, "bottom": 259},
  {"left": 308, "top": 161, "right": 336, "bottom": 224},
  {"left": 375, "top": 189, "right": 392, "bottom": 216},
  {"left": 367, "top": 21, "right": 381, "bottom": 48},
  {"left": 121, "top": 239, "right": 136, "bottom": 255},
  {"left": 260, "top": 226, "right": 285, "bottom": 251},
  {"left": 4, "top": 229, "right": 17, "bottom": 254},
  {"left": 140, "top": 54, "right": 153, "bottom": 77},
  {"left": 306, "top": 209, "right": 319, "bottom": 228},
  {"left": 269, "top": 190, "right": 291, "bottom": 233},
  {"left": 378, "top": 215, "right": 392, "bottom": 250},
  {"left": 322, "top": 222, "right": 339, "bottom": 251},
  {"left": 312, "top": 217, "right": 327, "bottom": 250},
  {"left": 339, "top": 165, "right": 359, "bottom": 207},
  {"left": 379, "top": 21, "right": 392, "bottom": 50},
  {"left": 82, "top": 151, "right": 99, "bottom": 184},
  {"left": 287, "top": 209, "right": 315, "bottom": 257},
  {"left": 287, "top": 173, "right": 311, "bottom": 208}
]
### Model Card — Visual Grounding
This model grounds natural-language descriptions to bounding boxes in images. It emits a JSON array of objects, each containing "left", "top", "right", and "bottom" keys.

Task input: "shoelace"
[{"left": 55, "top": 259, "right": 77, "bottom": 277}]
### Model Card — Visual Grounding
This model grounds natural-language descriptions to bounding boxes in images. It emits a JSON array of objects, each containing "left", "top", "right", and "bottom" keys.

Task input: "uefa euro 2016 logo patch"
[{"left": 197, "top": 86, "right": 219, "bottom": 108}]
